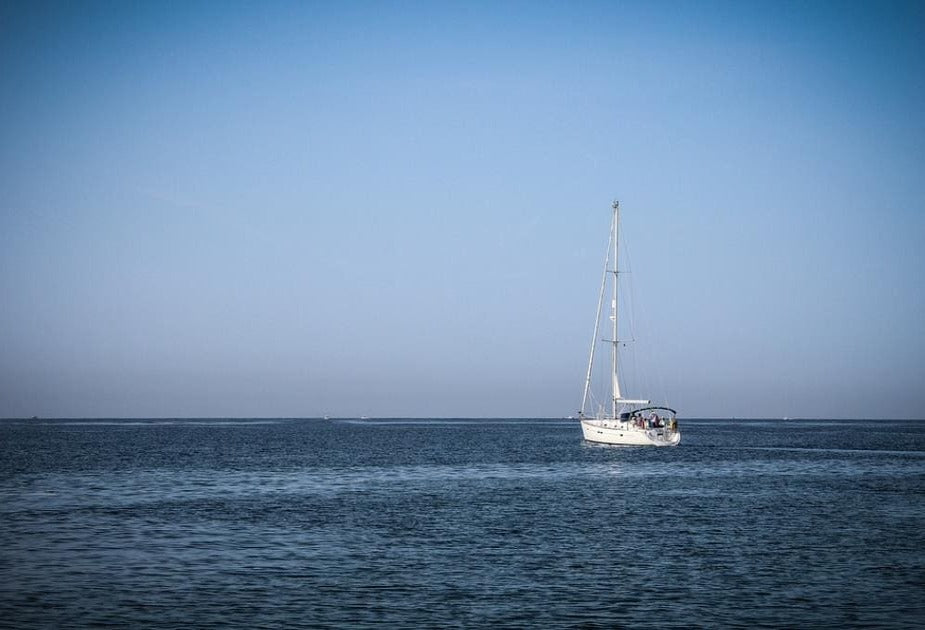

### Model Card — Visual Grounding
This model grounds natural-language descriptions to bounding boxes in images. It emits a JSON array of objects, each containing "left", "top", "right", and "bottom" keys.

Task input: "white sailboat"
[{"left": 578, "top": 201, "right": 680, "bottom": 446}]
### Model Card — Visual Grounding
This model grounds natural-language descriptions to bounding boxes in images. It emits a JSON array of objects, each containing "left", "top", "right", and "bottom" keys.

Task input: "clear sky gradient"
[{"left": 2, "top": 1, "right": 923, "bottom": 418}]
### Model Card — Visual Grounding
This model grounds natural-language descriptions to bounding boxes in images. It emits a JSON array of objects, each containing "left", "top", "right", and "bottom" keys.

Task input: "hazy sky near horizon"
[{"left": 2, "top": 1, "right": 923, "bottom": 419}]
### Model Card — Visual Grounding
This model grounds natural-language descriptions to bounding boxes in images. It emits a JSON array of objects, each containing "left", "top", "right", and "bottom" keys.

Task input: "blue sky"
[{"left": 1, "top": 1, "right": 923, "bottom": 418}]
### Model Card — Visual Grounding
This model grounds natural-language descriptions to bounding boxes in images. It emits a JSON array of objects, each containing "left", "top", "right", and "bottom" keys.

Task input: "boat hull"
[{"left": 580, "top": 419, "right": 680, "bottom": 447}]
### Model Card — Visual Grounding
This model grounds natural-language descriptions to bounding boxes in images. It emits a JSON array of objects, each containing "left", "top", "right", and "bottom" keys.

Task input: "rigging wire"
[
  {"left": 579, "top": 211, "right": 614, "bottom": 417},
  {"left": 619, "top": 220, "right": 641, "bottom": 401},
  {"left": 624, "top": 220, "right": 670, "bottom": 410}
]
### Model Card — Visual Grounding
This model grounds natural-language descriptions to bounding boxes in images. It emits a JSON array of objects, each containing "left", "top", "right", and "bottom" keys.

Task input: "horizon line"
[{"left": 2, "top": 415, "right": 924, "bottom": 422}]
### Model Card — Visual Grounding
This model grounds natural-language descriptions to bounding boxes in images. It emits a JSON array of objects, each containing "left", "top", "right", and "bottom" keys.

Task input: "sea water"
[{"left": 1, "top": 418, "right": 923, "bottom": 628}]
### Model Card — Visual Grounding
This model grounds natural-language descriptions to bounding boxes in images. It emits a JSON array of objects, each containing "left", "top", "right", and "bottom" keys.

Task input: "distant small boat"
[{"left": 577, "top": 201, "right": 680, "bottom": 447}]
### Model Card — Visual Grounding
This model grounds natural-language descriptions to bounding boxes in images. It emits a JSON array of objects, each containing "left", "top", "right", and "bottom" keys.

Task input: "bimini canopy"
[{"left": 619, "top": 406, "right": 677, "bottom": 419}]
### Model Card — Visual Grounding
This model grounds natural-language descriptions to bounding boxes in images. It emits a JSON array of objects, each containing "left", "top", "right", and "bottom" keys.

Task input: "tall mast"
[
  {"left": 611, "top": 200, "right": 621, "bottom": 418},
  {"left": 580, "top": 200, "right": 648, "bottom": 420}
]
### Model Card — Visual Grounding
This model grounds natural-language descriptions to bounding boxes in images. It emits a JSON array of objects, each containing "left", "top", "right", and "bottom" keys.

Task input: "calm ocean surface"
[{"left": 1, "top": 418, "right": 923, "bottom": 628}]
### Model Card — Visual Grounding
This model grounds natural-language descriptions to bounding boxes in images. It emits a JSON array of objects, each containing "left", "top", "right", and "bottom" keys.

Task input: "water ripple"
[{"left": 1, "top": 419, "right": 923, "bottom": 628}]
